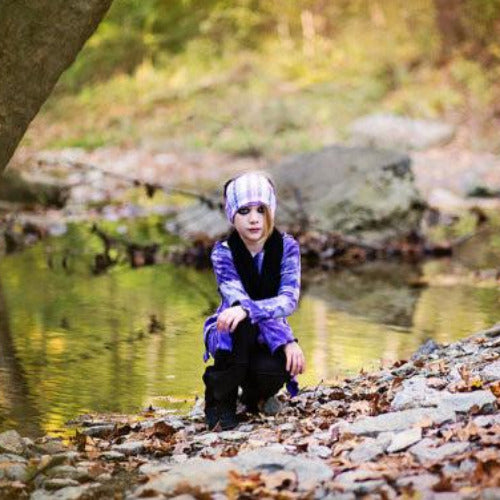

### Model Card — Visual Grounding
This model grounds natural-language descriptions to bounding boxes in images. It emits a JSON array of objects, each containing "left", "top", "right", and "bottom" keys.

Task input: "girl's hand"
[
  {"left": 216, "top": 306, "right": 247, "bottom": 333},
  {"left": 283, "top": 342, "right": 305, "bottom": 376}
]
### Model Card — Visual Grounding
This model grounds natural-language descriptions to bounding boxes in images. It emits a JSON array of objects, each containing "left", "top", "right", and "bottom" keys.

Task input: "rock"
[
  {"left": 138, "top": 462, "right": 171, "bottom": 475},
  {"left": 396, "top": 473, "right": 440, "bottom": 490},
  {"left": 439, "top": 391, "right": 497, "bottom": 414},
  {"left": 31, "top": 484, "right": 100, "bottom": 500},
  {"left": 46, "top": 465, "right": 88, "bottom": 481},
  {"left": 349, "top": 440, "right": 384, "bottom": 463},
  {"left": 473, "top": 415, "right": 500, "bottom": 427},
  {"left": 112, "top": 441, "right": 144, "bottom": 456},
  {"left": 349, "top": 114, "right": 455, "bottom": 151},
  {"left": 0, "top": 430, "right": 24, "bottom": 455},
  {"left": 483, "top": 488, "right": 500, "bottom": 500},
  {"left": 35, "top": 439, "right": 67, "bottom": 455},
  {"left": 481, "top": 360, "right": 500, "bottom": 382},
  {"left": 0, "top": 453, "right": 27, "bottom": 463},
  {"left": 308, "top": 444, "right": 332, "bottom": 459},
  {"left": 193, "top": 433, "right": 219, "bottom": 446},
  {"left": 386, "top": 427, "right": 422, "bottom": 453},
  {"left": 133, "top": 448, "right": 332, "bottom": 497},
  {"left": 170, "top": 145, "right": 425, "bottom": 244},
  {"left": 81, "top": 424, "right": 115, "bottom": 438},
  {"left": 390, "top": 377, "right": 443, "bottom": 410},
  {"left": 133, "top": 457, "right": 233, "bottom": 496},
  {"left": 409, "top": 439, "right": 470, "bottom": 463},
  {"left": 100, "top": 451, "right": 126, "bottom": 461},
  {"left": 346, "top": 407, "right": 455, "bottom": 436},
  {"left": 218, "top": 431, "right": 248, "bottom": 441},
  {"left": 411, "top": 339, "right": 441, "bottom": 360},
  {"left": 44, "top": 478, "right": 81, "bottom": 490},
  {"left": 0, "top": 461, "right": 29, "bottom": 481}
]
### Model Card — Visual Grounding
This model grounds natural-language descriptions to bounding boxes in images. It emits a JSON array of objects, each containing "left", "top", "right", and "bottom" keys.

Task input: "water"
[{"left": 1, "top": 222, "right": 499, "bottom": 437}]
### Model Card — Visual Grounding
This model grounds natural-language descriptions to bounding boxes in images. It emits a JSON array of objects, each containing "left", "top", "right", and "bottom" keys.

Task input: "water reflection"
[
  {"left": 0, "top": 279, "right": 41, "bottom": 436},
  {"left": 0, "top": 233, "right": 499, "bottom": 437}
]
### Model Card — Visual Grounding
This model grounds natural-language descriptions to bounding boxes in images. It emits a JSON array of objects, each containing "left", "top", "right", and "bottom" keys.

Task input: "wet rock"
[
  {"left": 112, "top": 441, "right": 144, "bottom": 456},
  {"left": 349, "top": 114, "right": 455, "bottom": 150},
  {"left": 480, "top": 360, "right": 500, "bottom": 382},
  {"left": 390, "top": 376, "right": 442, "bottom": 410},
  {"left": 439, "top": 391, "right": 497, "bottom": 414},
  {"left": 44, "top": 478, "right": 81, "bottom": 490},
  {"left": 346, "top": 407, "right": 455, "bottom": 436},
  {"left": 0, "top": 430, "right": 24, "bottom": 455},
  {"left": 81, "top": 424, "right": 115, "bottom": 438},
  {"left": 349, "top": 439, "right": 384, "bottom": 463},
  {"left": 386, "top": 427, "right": 422, "bottom": 453},
  {"left": 409, "top": 439, "right": 470, "bottom": 463},
  {"left": 411, "top": 339, "right": 441, "bottom": 360}
]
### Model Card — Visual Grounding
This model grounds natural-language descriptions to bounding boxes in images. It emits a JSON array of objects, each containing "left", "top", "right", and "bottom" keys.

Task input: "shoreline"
[{"left": 1, "top": 324, "right": 499, "bottom": 499}]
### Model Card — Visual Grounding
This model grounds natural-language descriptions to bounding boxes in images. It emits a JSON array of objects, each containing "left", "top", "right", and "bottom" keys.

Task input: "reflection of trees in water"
[
  {"left": 0, "top": 278, "right": 41, "bottom": 436},
  {"left": 304, "top": 262, "right": 424, "bottom": 328}
]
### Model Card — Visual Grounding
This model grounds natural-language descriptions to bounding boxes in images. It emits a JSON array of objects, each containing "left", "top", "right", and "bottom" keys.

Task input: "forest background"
[{"left": 23, "top": 0, "right": 500, "bottom": 166}]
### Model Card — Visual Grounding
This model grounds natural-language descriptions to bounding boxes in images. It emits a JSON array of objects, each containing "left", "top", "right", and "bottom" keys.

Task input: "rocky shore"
[{"left": 1, "top": 325, "right": 499, "bottom": 499}]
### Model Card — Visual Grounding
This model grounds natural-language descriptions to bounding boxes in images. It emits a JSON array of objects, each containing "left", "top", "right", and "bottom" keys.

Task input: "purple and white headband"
[{"left": 224, "top": 172, "right": 276, "bottom": 223}]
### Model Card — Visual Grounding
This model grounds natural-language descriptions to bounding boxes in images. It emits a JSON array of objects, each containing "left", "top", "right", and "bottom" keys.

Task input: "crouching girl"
[{"left": 202, "top": 171, "right": 305, "bottom": 430}]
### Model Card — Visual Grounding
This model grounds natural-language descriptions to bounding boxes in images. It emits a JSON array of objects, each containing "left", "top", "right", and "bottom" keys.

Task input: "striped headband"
[{"left": 224, "top": 173, "right": 276, "bottom": 223}]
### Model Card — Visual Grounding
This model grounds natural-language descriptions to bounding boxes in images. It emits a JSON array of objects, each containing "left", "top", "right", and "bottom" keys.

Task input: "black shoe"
[
  {"left": 218, "top": 407, "right": 238, "bottom": 431},
  {"left": 205, "top": 406, "right": 219, "bottom": 431}
]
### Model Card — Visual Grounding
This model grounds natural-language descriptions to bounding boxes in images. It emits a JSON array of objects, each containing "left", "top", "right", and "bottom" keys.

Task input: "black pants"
[{"left": 203, "top": 319, "right": 288, "bottom": 411}]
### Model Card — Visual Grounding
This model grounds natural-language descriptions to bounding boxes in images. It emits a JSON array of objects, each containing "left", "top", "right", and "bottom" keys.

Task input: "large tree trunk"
[{"left": 0, "top": 0, "right": 113, "bottom": 173}]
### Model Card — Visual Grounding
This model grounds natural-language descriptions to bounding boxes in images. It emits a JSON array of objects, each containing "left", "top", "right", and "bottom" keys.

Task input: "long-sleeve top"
[{"left": 203, "top": 232, "right": 301, "bottom": 362}]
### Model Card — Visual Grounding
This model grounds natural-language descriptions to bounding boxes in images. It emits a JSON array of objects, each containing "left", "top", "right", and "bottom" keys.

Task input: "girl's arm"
[{"left": 212, "top": 235, "right": 301, "bottom": 323}]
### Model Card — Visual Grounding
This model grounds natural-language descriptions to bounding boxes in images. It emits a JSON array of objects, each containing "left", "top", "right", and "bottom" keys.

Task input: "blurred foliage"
[{"left": 28, "top": 0, "right": 500, "bottom": 154}]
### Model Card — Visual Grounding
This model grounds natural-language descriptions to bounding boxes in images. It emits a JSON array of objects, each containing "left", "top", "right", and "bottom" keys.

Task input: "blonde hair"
[{"left": 262, "top": 204, "right": 274, "bottom": 241}]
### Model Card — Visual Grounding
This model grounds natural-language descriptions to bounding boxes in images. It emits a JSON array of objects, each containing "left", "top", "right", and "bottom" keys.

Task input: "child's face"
[{"left": 233, "top": 203, "right": 266, "bottom": 245}]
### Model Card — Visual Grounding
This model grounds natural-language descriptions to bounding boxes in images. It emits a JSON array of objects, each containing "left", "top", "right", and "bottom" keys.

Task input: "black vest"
[{"left": 227, "top": 228, "right": 283, "bottom": 301}]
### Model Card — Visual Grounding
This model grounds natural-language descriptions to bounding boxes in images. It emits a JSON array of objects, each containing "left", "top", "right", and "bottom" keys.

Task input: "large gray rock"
[
  {"left": 133, "top": 448, "right": 332, "bottom": 497},
  {"left": 272, "top": 145, "right": 425, "bottom": 243},
  {"left": 349, "top": 114, "right": 455, "bottom": 151},
  {"left": 346, "top": 407, "right": 455, "bottom": 436},
  {"left": 168, "top": 145, "right": 425, "bottom": 244}
]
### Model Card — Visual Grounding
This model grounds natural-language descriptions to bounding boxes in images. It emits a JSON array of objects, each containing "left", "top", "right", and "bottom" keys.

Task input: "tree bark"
[{"left": 0, "top": 0, "right": 113, "bottom": 173}]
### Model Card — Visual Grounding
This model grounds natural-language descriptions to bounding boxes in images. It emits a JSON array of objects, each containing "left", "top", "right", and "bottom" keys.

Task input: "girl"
[{"left": 202, "top": 171, "right": 305, "bottom": 430}]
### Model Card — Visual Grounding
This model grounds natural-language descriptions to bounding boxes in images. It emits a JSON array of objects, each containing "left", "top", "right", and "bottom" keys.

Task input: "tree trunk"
[{"left": 0, "top": 0, "right": 113, "bottom": 173}]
